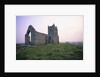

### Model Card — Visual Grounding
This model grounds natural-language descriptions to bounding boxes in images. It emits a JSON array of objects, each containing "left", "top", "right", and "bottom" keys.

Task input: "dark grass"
[{"left": 16, "top": 43, "right": 83, "bottom": 60}]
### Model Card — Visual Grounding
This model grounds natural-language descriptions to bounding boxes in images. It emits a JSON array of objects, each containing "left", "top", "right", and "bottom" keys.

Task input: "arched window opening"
[{"left": 29, "top": 32, "right": 31, "bottom": 43}]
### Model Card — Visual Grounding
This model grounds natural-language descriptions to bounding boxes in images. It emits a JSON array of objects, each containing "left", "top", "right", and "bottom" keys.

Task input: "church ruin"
[{"left": 25, "top": 24, "right": 59, "bottom": 45}]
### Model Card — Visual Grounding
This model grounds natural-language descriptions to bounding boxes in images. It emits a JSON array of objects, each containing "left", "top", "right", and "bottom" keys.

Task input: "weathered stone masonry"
[{"left": 25, "top": 24, "right": 59, "bottom": 45}]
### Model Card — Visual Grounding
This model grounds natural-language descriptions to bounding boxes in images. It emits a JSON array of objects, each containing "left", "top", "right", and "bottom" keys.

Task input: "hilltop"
[{"left": 16, "top": 43, "right": 83, "bottom": 60}]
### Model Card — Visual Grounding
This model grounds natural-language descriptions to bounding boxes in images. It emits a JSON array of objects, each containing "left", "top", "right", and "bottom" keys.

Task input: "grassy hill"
[{"left": 16, "top": 43, "right": 83, "bottom": 60}]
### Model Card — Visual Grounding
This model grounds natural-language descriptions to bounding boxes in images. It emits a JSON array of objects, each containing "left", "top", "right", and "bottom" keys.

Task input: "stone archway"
[
  {"left": 25, "top": 25, "right": 35, "bottom": 45},
  {"left": 25, "top": 31, "right": 32, "bottom": 45}
]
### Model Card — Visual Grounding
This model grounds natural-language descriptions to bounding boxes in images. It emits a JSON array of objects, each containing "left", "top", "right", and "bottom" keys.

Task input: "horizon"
[{"left": 16, "top": 41, "right": 83, "bottom": 44}]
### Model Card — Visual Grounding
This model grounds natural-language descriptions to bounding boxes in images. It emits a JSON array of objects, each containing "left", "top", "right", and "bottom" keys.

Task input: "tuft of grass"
[{"left": 16, "top": 43, "right": 83, "bottom": 60}]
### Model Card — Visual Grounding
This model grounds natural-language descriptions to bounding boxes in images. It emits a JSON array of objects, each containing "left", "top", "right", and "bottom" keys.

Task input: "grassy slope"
[{"left": 16, "top": 43, "right": 83, "bottom": 60}]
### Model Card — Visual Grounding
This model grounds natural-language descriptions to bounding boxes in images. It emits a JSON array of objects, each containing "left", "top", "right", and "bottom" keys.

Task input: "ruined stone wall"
[
  {"left": 25, "top": 24, "right": 59, "bottom": 45},
  {"left": 35, "top": 31, "right": 47, "bottom": 45},
  {"left": 25, "top": 34, "right": 30, "bottom": 45}
]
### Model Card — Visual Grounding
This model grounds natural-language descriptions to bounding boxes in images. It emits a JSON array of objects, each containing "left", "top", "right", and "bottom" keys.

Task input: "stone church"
[{"left": 25, "top": 24, "right": 59, "bottom": 45}]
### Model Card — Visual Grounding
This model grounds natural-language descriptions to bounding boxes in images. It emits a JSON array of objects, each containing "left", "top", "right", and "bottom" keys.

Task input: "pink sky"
[{"left": 16, "top": 16, "right": 83, "bottom": 43}]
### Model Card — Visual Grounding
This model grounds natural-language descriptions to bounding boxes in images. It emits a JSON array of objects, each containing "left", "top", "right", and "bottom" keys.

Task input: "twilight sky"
[{"left": 16, "top": 16, "right": 83, "bottom": 43}]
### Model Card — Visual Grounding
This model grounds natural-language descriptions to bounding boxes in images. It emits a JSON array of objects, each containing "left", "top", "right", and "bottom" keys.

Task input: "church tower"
[{"left": 48, "top": 23, "right": 59, "bottom": 44}]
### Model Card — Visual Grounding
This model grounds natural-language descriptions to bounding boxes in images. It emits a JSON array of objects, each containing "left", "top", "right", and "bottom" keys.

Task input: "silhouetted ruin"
[{"left": 25, "top": 24, "right": 59, "bottom": 45}]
